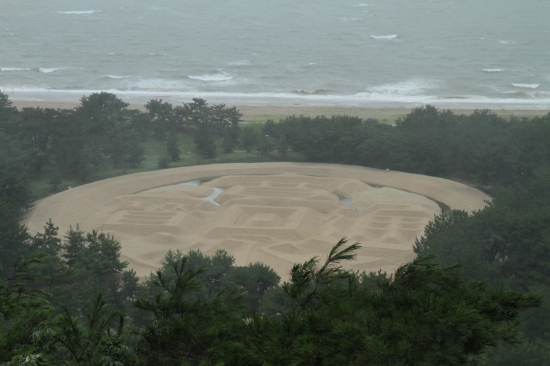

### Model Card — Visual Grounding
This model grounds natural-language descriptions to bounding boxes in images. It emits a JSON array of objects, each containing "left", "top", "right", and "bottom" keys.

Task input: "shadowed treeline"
[{"left": 3, "top": 91, "right": 550, "bottom": 215}]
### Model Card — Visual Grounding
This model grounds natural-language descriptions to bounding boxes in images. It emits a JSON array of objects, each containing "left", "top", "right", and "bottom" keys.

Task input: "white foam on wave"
[
  {"left": 0, "top": 86, "right": 53, "bottom": 93},
  {"left": 483, "top": 69, "right": 504, "bottom": 73},
  {"left": 1, "top": 67, "right": 31, "bottom": 72},
  {"left": 188, "top": 71, "right": 233, "bottom": 82},
  {"left": 4, "top": 88, "right": 550, "bottom": 110},
  {"left": 366, "top": 79, "right": 436, "bottom": 96},
  {"left": 500, "top": 91, "right": 534, "bottom": 98},
  {"left": 228, "top": 60, "right": 250, "bottom": 66},
  {"left": 39, "top": 68, "right": 61, "bottom": 73},
  {"left": 512, "top": 83, "right": 540, "bottom": 89},
  {"left": 126, "top": 78, "right": 195, "bottom": 91},
  {"left": 352, "top": 3, "right": 369, "bottom": 6},
  {"left": 102, "top": 75, "right": 128, "bottom": 79},
  {"left": 500, "top": 91, "right": 529, "bottom": 97},
  {"left": 370, "top": 34, "right": 398, "bottom": 40},
  {"left": 294, "top": 88, "right": 331, "bottom": 95},
  {"left": 56, "top": 10, "right": 102, "bottom": 15},
  {"left": 500, "top": 90, "right": 550, "bottom": 99}
]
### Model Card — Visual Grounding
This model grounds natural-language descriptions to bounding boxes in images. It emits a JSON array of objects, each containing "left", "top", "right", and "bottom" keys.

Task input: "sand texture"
[
  {"left": 23, "top": 163, "right": 491, "bottom": 278},
  {"left": 11, "top": 100, "right": 549, "bottom": 123}
]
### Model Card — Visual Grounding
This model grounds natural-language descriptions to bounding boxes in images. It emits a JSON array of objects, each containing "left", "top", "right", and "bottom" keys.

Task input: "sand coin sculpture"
[{"left": 24, "top": 163, "right": 490, "bottom": 278}]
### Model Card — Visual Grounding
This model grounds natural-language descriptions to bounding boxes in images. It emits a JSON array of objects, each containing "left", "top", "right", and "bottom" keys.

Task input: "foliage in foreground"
[
  {"left": 414, "top": 169, "right": 550, "bottom": 363},
  {"left": 0, "top": 235, "right": 541, "bottom": 365},
  {"left": 4, "top": 90, "right": 550, "bottom": 363},
  {"left": 240, "top": 240, "right": 540, "bottom": 365}
]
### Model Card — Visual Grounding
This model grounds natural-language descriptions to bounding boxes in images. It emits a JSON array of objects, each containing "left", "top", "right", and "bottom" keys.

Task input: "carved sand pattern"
[{"left": 24, "top": 163, "right": 490, "bottom": 278}]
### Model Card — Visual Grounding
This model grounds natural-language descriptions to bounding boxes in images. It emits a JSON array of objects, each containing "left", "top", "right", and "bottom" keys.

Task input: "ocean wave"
[
  {"left": 351, "top": 91, "right": 550, "bottom": 106},
  {"left": 370, "top": 34, "right": 398, "bottom": 40},
  {"left": 366, "top": 79, "right": 436, "bottom": 96},
  {"left": 4, "top": 88, "right": 550, "bottom": 109},
  {"left": 500, "top": 91, "right": 532, "bottom": 98},
  {"left": 293, "top": 88, "right": 331, "bottom": 95},
  {"left": 39, "top": 68, "right": 61, "bottom": 73},
  {"left": 483, "top": 69, "right": 504, "bottom": 73},
  {"left": 1, "top": 67, "right": 30, "bottom": 72},
  {"left": 130, "top": 75, "right": 245, "bottom": 91},
  {"left": 56, "top": 10, "right": 102, "bottom": 15},
  {"left": 512, "top": 83, "right": 540, "bottom": 89},
  {"left": 439, "top": 95, "right": 471, "bottom": 99},
  {"left": 352, "top": 3, "right": 369, "bottom": 6},
  {"left": 0, "top": 86, "right": 54, "bottom": 93},
  {"left": 501, "top": 90, "right": 550, "bottom": 99},
  {"left": 353, "top": 92, "right": 437, "bottom": 102},
  {"left": 101, "top": 75, "right": 128, "bottom": 79},
  {"left": 149, "top": 53, "right": 167, "bottom": 56},
  {"left": 126, "top": 78, "right": 195, "bottom": 92},
  {"left": 228, "top": 60, "right": 250, "bottom": 66},
  {"left": 188, "top": 72, "right": 233, "bottom": 82}
]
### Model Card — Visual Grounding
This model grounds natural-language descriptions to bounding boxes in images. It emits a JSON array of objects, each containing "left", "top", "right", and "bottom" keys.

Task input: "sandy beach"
[
  {"left": 11, "top": 100, "right": 548, "bottom": 124},
  {"left": 24, "top": 163, "right": 490, "bottom": 279}
]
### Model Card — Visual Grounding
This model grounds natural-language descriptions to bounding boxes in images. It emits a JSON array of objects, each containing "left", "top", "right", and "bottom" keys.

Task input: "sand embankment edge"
[{"left": 23, "top": 162, "right": 490, "bottom": 236}]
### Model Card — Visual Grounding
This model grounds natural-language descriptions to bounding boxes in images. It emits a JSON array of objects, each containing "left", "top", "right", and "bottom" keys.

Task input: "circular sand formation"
[{"left": 24, "top": 163, "right": 491, "bottom": 277}]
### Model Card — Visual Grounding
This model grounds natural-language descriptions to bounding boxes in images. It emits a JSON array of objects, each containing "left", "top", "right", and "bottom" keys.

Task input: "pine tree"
[
  {"left": 134, "top": 255, "right": 243, "bottom": 365},
  {"left": 166, "top": 136, "right": 181, "bottom": 161},
  {"left": 194, "top": 123, "right": 217, "bottom": 158},
  {"left": 241, "top": 239, "right": 541, "bottom": 365},
  {"left": 61, "top": 226, "right": 86, "bottom": 268},
  {"left": 240, "top": 127, "right": 258, "bottom": 153}
]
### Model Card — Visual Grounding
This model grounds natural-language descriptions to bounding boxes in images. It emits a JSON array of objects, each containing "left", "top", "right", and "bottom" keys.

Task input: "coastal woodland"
[{"left": 2, "top": 91, "right": 550, "bottom": 364}]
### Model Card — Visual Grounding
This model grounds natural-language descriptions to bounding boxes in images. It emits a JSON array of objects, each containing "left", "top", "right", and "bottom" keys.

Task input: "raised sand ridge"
[{"left": 24, "top": 163, "right": 491, "bottom": 278}]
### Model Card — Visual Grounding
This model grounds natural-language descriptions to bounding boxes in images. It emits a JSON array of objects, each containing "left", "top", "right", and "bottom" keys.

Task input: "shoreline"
[{"left": 11, "top": 99, "right": 549, "bottom": 123}]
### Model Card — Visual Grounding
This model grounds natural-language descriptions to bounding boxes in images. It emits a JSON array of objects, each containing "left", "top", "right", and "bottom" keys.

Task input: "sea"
[{"left": 0, "top": 0, "right": 549, "bottom": 109}]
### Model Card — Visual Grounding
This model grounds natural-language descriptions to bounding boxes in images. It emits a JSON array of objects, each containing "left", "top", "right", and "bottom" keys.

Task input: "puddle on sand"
[
  {"left": 179, "top": 180, "right": 201, "bottom": 186},
  {"left": 180, "top": 180, "right": 365, "bottom": 211},
  {"left": 203, "top": 188, "right": 223, "bottom": 206},
  {"left": 179, "top": 180, "right": 223, "bottom": 206},
  {"left": 338, "top": 197, "right": 364, "bottom": 213}
]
